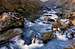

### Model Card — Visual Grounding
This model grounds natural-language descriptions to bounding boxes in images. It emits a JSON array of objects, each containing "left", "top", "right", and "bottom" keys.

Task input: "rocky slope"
[{"left": 0, "top": 12, "right": 24, "bottom": 44}]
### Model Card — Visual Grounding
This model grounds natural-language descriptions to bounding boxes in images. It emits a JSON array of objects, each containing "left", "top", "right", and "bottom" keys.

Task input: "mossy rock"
[{"left": 42, "top": 32, "right": 54, "bottom": 44}]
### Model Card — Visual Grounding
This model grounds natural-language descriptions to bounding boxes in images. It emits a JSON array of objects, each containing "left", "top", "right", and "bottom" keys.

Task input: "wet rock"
[
  {"left": 53, "top": 20, "right": 61, "bottom": 31},
  {"left": 0, "top": 12, "right": 24, "bottom": 32},
  {"left": 65, "top": 45, "right": 75, "bottom": 49},
  {"left": 53, "top": 19, "right": 70, "bottom": 32},
  {"left": 68, "top": 12, "right": 75, "bottom": 26},
  {"left": 65, "top": 48, "right": 75, "bottom": 49},
  {"left": 0, "top": 12, "right": 24, "bottom": 45},
  {"left": 42, "top": 32, "right": 54, "bottom": 44},
  {"left": 0, "top": 28, "right": 23, "bottom": 44}
]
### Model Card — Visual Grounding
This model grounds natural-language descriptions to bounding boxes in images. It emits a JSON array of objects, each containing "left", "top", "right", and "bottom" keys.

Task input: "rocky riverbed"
[{"left": 0, "top": 10, "right": 75, "bottom": 49}]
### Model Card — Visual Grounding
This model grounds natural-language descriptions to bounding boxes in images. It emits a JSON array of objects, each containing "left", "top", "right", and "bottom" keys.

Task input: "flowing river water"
[{"left": 0, "top": 12, "right": 75, "bottom": 49}]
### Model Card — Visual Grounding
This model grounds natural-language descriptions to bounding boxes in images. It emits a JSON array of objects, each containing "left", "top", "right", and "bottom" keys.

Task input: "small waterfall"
[
  {"left": 14, "top": 37, "right": 44, "bottom": 49},
  {"left": 55, "top": 31, "right": 68, "bottom": 41}
]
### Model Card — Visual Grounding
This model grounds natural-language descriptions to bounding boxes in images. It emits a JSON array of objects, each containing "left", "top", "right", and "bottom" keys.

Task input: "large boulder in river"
[{"left": 42, "top": 32, "right": 55, "bottom": 44}]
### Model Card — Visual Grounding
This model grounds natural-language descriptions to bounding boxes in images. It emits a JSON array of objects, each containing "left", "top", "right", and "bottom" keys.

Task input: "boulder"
[
  {"left": 0, "top": 28, "right": 23, "bottom": 44},
  {"left": 0, "top": 12, "right": 24, "bottom": 44},
  {"left": 64, "top": 40, "right": 75, "bottom": 49},
  {"left": 65, "top": 45, "right": 75, "bottom": 49},
  {"left": 0, "top": 12, "right": 24, "bottom": 32},
  {"left": 65, "top": 46, "right": 75, "bottom": 49},
  {"left": 42, "top": 32, "right": 54, "bottom": 44}
]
